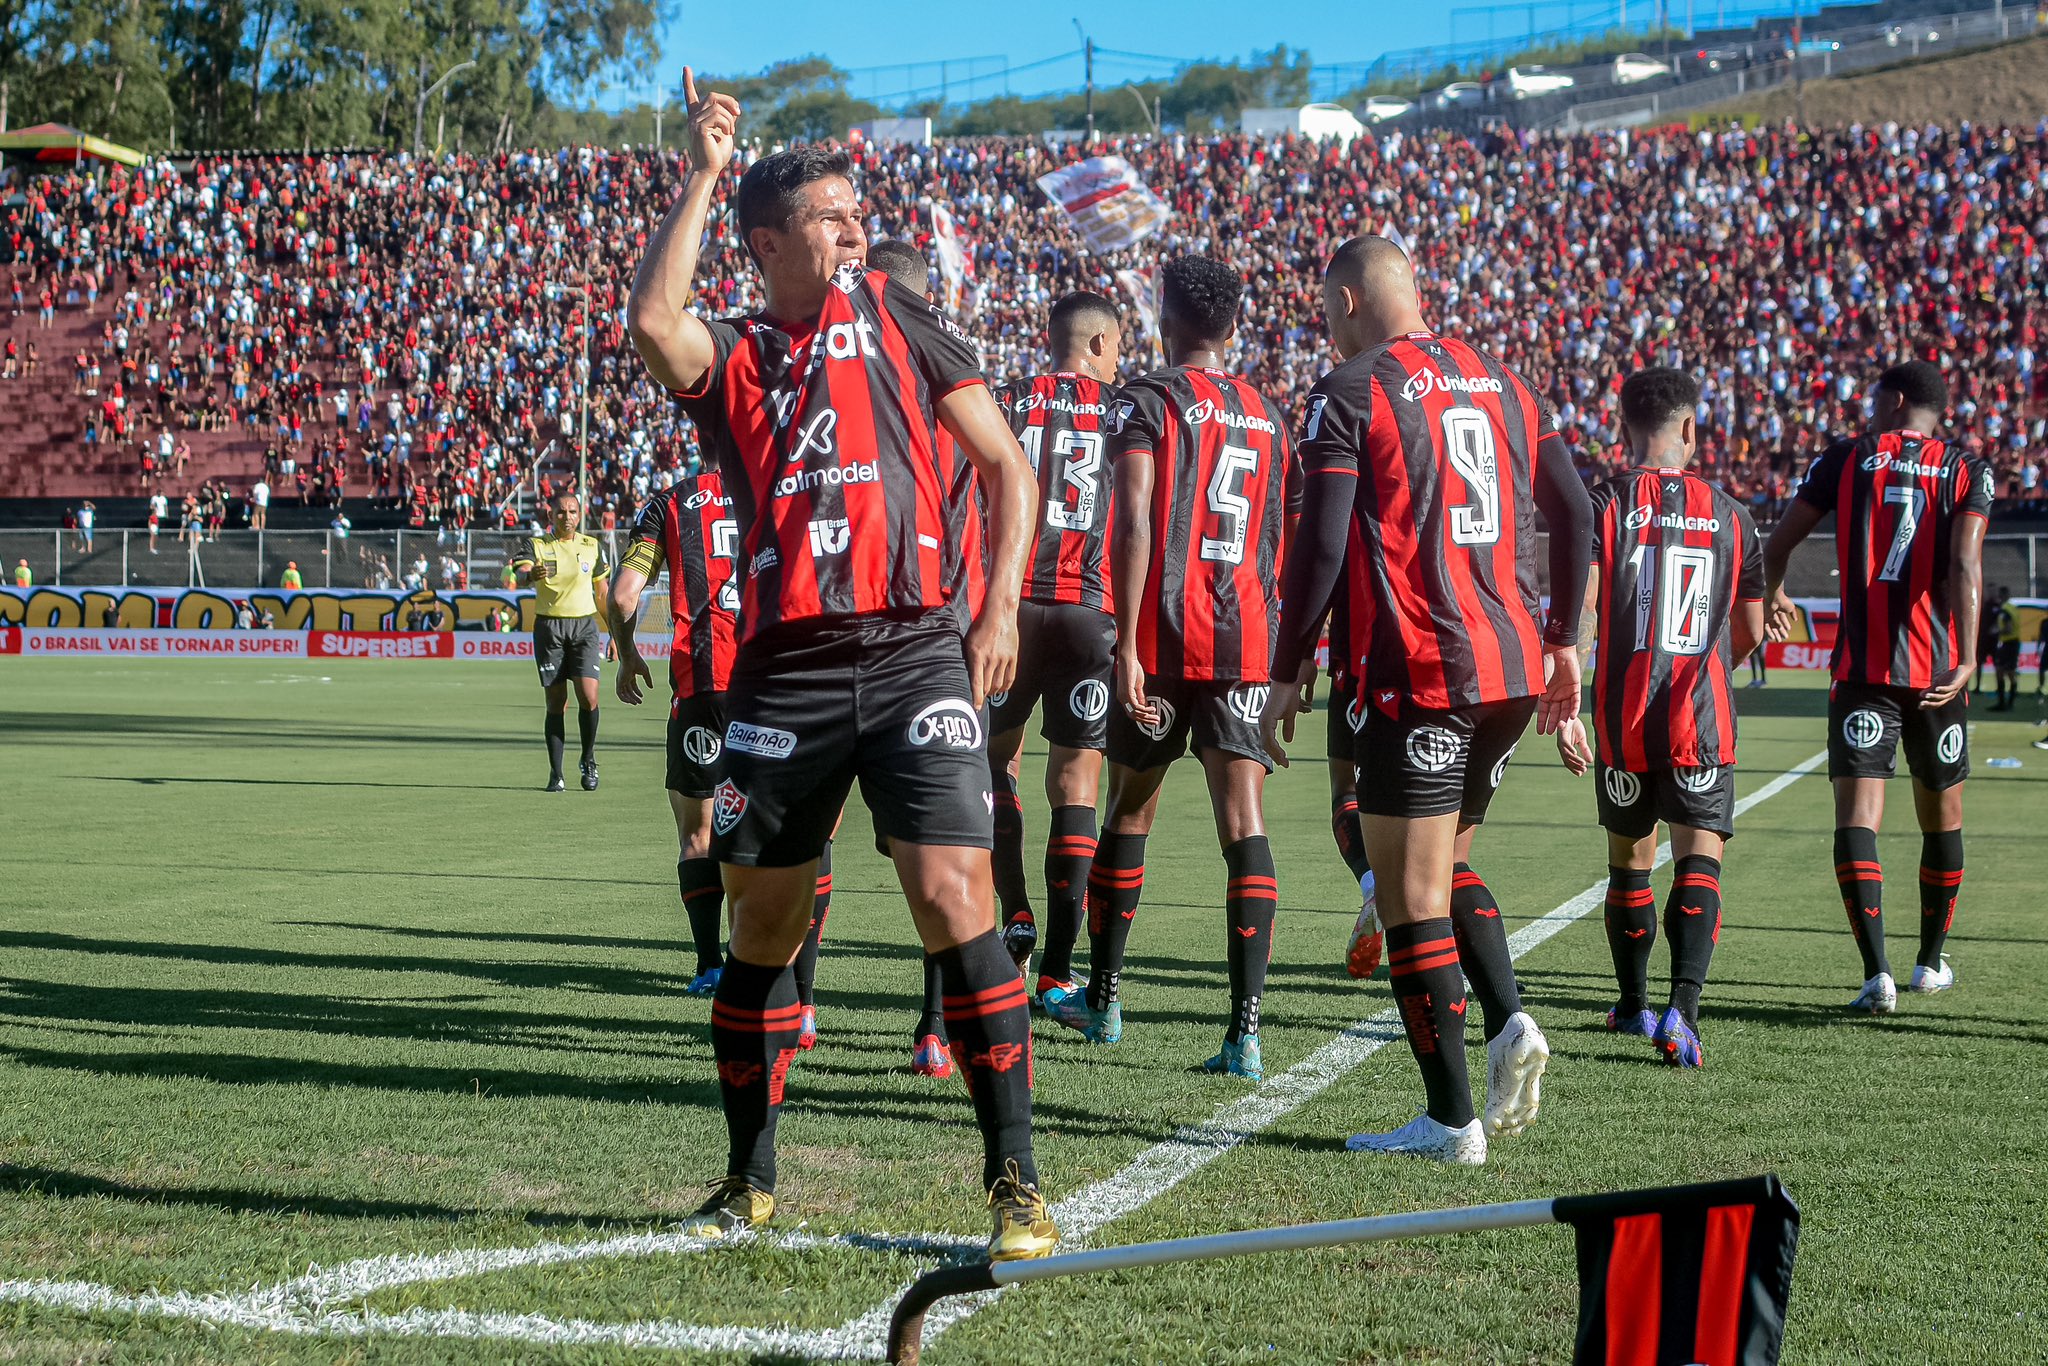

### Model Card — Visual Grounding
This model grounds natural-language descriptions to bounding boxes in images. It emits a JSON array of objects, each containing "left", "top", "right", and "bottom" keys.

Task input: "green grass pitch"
[{"left": 1, "top": 659, "right": 2044, "bottom": 1363}]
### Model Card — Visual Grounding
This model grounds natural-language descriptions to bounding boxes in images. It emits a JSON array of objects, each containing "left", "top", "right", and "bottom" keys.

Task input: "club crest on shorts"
[
  {"left": 1405, "top": 726, "right": 1462, "bottom": 774},
  {"left": 1842, "top": 708, "right": 1884, "bottom": 750},
  {"left": 1227, "top": 684, "right": 1271, "bottom": 724},
  {"left": 1134, "top": 696, "right": 1176, "bottom": 741},
  {"left": 712, "top": 779, "right": 748, "bottom": 835},
  {"left": 1675, "top": 765, "right": 1720, "bottom": 793},
  {"left": 1603, "top": 768, "right": 1643, "bottom": 806},
  {"left": 682, "top": 726, "right": 722, "bottom": 766},
  {"left": 1938, "top": 723, "right": 1964, "bottom": 764},
  {"left": 1069, "top": 678, "right": 1109, "bottom": 721},
  {"left": 908, "top": 698, "right": 983, "bottom": 750}
]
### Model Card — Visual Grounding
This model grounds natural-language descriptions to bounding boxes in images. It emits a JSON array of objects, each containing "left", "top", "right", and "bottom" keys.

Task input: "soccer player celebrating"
[
  {"left": 1762, "top": 361, "right": 1990, "bottom": 1011},
  {"left": 1263, "top": 236, "right": 1593, "bottom": 1164},
  {"left": 514, "top": 489, "right": 611, "bottom": 792},
  {"left": 627, "top": 72, "right": 1055, "bottom": 1259},
  {"left": 1046, "top": 256, "right": 1298, "bottom": 1083},
  {"left": 1553, "top": 368, "right": 1764, "bottom": 1068},
  {"left": 988, "top": 292, "right": 1125, "bottom": 1010},
  {"left": 610, "top": 469, "right": 741, "bottom": 997}
]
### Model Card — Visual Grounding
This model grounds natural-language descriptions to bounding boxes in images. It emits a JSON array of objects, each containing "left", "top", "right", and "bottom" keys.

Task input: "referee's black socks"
[
  {"left": 935, "top": 930, "right": 1037, "bottom": 1190},
  {"left": 710, "top": 958, "right": 802, "bottom": 1191},
  {"left": 577, "top": 705, "right": 598, "bottom": 765},
  {"left": 543, "top": 710, "right": 566, "bottom": 780}
]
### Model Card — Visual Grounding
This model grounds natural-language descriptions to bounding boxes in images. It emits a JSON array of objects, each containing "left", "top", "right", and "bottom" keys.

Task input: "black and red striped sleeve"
[
  {"left": 1733, "top": 501, "right": 1765, "bottom": 601},
  {"left": 1955, "top": 448, "right": 1995, "bottom": 520},
  {"left": 1105, "top": 379, "right": 1169, "bottom": 462},
  {"left": 882, "top": 276, "right": 983, "bottom": 397},
  {"left": 1272, "top": 370, "right": 1362, "bottom": 682},
  {"left": 668, "top": 319, "right": 741, "bottom": 415},
  {"left": 1795, "top": 439, "right": 1855, "bottom": 513}
]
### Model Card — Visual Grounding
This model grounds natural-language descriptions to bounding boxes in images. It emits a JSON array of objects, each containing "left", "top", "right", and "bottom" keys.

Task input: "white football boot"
[
  {"left": 1850, "top": 971, "right": 1898, "bottom": 1014},
  {"left": 1907, "top": 957, "right": 1954, "bottom": 994},
  {"left": 1346, "top": 1112, "right": 1487, "bottom": 1165},
  {"left": 1484, "top": 1011, "right": 1550, "bottom": 1139}
]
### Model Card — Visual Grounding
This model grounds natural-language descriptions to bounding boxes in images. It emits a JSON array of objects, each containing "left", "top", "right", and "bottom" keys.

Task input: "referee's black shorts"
[{"left": 534, "top": 614, "right": 603, "bottom": 686}]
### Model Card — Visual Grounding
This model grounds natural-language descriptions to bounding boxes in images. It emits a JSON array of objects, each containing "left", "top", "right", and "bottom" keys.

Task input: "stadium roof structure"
[{"left": 0, "top": 123, "right": 146, "bottom": 167}]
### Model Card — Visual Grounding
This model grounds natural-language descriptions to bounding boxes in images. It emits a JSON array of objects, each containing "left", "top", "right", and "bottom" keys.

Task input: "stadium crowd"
[{"left": 4, "top": 118, "right": 2045, "bottom": 526}]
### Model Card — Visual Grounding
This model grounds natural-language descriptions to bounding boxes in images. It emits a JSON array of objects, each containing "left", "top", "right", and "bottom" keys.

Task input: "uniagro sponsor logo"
[
  {"left": 1399, "top": 370, "right": 1503, "bottom": 403},
  {"left": 1183, "top": 399, "right": 1276, "bottom": 434},
  {"left": 1861, "top": 452, "right": 1946, "bottom": 478},
  {"left": 1624, "top": 505, "right": 1721, "bottom": 533}
]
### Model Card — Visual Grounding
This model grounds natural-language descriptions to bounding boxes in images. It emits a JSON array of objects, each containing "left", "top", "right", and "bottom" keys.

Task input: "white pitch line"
[{"left": 1, "top": 751, "right": 1825, "bottom": 1359}]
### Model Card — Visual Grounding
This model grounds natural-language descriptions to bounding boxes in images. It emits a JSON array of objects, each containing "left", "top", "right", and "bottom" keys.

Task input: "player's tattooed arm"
[
  {"left": 628, "top": 67, "right": 735, "bottom": 394},
  {"left": 1925, "top": 507, "right": 1987, "bottom": 708}
]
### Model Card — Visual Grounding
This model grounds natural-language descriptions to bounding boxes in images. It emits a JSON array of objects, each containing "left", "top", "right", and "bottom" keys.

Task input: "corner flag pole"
[{"left": 885, "top": 1175, "right": 1792, "bottom": 1365}]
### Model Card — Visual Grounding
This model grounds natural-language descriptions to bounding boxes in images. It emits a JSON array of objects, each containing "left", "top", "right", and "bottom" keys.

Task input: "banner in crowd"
[
  {"left": 1115, "top": 265, "right": 1163, "bottom": 366},
  {"left": 928, "top": 205, "right": 975, "bottom": 313},
  {"left": 1035, "top": 157, "right": 1171, "bottom": 253}
]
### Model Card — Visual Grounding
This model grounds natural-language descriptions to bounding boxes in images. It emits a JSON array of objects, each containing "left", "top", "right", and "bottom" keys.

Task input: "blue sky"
[{"left": 634, "top": 2, "right": 1465, "bottom": 107}]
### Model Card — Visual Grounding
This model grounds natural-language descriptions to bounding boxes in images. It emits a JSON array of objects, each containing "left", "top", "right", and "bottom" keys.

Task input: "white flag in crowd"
[
  {"left": 1036, "top": 156, "right": 1171, "bottom": 253},
  {"left": 930, "top": 202, "right": 975, "bottom": 312},
  {"left": 1377, "top": 218, "right": 1412, "bottom": 259},
  {"left": 1115, "top": 266, "right": 1162, "bottom": 365}
]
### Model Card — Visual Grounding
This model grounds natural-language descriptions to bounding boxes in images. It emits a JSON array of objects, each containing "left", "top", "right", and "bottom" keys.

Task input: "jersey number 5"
[
  {"left": 1442, "top": 409, "right": 1502, "bottom": 547},
  {"left": 1199, "top": 443, "right": 1259, "bottom": 564}
]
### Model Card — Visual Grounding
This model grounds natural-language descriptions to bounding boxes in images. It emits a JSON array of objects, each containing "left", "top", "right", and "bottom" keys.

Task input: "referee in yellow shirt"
[{"left": 514, "top": 490, "right": 613, "bottom": 791}]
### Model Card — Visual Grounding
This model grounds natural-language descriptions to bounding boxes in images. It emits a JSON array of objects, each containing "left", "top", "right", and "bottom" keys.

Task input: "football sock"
[
  {"left": 917, "top": 957, "right": 948, "bottom": 1042},
  {"left": 544, "top": 710, "right": 565, "bottom": 779},
  {"left": 1223, "top": 836, "right": 1278, "bottom": 1043},
  {"left": 1834, "top": 827, "right": 1889, "bottom": 978},
  {"left": 1664, "top": 855, "right": 1722, "bottom": 1027},
  {"left": 1387, "top": 918, "right": 1474, "bottom": 1128},
  {"left": 1039, "top": 805, "right": 1096, "bottom": 986},
  {"left": 577, "top": 706, "right": 598, "bottom": 764},
  {"left": 1917, "top": 829, "right": 1964, "bottom": 970},
  {"left": 1085, "top": 832, "right": 1147, "bottom": 1011},
  {"left": 1330, "top": 793, "right": 1372, "bottom": 882},
  {"left": 990, "top": 775, "right": 1032, "bottom": 929},
  {"left": 936, "top": 931, "right": 1037, "bottom": 1190},
  {"left": 792, "top": 844, "right": 830, "bottom": 1008},
  {"left": 709, "top": 957, "right": 802, "bottom": 1190},
  {"left": 1449, "top": 863, "right": 1521, "bottom": 1042},
  {"left": 678, "top": 856, "right": 724, "bottom": 978},
  {"left": 1604, "top": 866, "right": 1657, "bottom": 1014}
]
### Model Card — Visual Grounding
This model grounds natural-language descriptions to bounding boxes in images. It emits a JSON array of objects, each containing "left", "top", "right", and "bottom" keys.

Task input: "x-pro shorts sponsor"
[
  {"left": 666, "top": 691, "right": 728, "bottom": 798},
  {"left": 1593, "top": 762, "right": 1737, "bottom": 840},
  {"left": 1353, "top": 693, "right": 1538, "bottom": 823},
  {"left": 1106, "top": 673, "right": 1276, "bottom": 773},
  {"left": 711, "top": 610, "right": 994, "bottom": 867},
  {"left": 987, "top": 600, "right": 1116, "bottom": 751},
  {"left": 1827, "top": 679, "right": 1969, "bottom": 789},
  {"left": 534, "top": 613, "right": 603, "bottom": 685}
]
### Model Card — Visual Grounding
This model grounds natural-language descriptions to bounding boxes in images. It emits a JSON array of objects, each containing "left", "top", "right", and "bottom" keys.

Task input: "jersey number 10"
[{"left": 1627, "top": 543, "right": 1716, "bottom": 656}]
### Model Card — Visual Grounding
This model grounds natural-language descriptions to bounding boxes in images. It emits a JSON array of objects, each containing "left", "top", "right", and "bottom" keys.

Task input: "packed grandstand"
[{"left": 5, "top": 119, "right": 2044, "bottom": 527}]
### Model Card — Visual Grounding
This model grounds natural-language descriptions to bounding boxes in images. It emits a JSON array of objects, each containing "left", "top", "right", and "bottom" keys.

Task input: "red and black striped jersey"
[
  {"left": 938, "top": 425, "right": 987, "bottom": 625},
  {"left": 628, "top": 470, "right": 739, "bottom": 698},
  {"left": 1588, "top": 468, "right": 1763, "bottom": 771},
  {"left": 673, "top": 264, "right": 983, "bottom": 644},
  {"left": 1299, "top": 331, "right": 1551, "bottom": 709},
  {"left": 994, "top": 373, "right": 1117, "bottom": 612},
  {"left": 1108, "top": 366, "right": 1300, "bottom": 682},
  {"left": 1794, "top": 430, "right": 1993, "bottom": 688}
]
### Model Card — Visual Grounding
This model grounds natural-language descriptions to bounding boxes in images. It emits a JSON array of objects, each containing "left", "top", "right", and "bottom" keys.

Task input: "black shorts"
[
  {"left": 1326, "top": 675, "right": 1365, "bottom": 765},
  {"left": 1994, "top": 639, "right": 2021, "bottom": 672},
  {"left": 535, "top": 614, "right": 603, "bottom": 686},
  {"left": 987, "top": 601, "right": 1115, "bottom": 751},
  {"left": 713, "top": 612, "right": 993, "bottom": 867},
  {"left": 1594, "top": 762, "right": 1737, "bottom": 840},
  {"left": 1354, "top": 695, "right": 1537, "bottom": 824},
  {"left": 1106, "top": 674, "right": 1274, "bottom": 773},
  {"left": 666, "top": 691, "right": 728, "bottom": 797},
  {"left": 1828, "top": 680, "right": 1969, "bottom": 790}
]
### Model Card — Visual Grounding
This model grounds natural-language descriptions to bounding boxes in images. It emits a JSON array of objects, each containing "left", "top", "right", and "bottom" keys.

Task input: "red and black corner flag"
[{"left": 1559, "top": 1174, "right": 1800, "bottom": 1366}]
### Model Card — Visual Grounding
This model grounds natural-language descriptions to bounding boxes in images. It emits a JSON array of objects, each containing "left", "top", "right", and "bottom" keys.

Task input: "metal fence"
[
  {"left": 5, "top": 526, "right": 2042, "bottom": 599},
  {"left": 0, "top": 528, "right": 628, "bottom": 593},
  {"left": 1558, "top": 7, "right": 2044, "bottom": 130}
]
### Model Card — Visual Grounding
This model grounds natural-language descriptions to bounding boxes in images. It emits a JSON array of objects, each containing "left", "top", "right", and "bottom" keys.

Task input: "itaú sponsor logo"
[
  {"left": 1182, "top": 400, "right": 1275, "bottom": 433},
  {"left": 773, "top": 461, "right": 879, "bottom": 499},
  {"left": 1399, "top": 370, "right": 1503, "bottom": 403},
  {"left": 1624, "top": 505, "right": 1722, "bottom": 533},
  {"left": 1860, "top": 452, "right": 1945, "bottom": 478}
]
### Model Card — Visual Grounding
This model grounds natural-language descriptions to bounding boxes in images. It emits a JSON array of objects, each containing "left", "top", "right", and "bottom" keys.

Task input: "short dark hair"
[
  {"left": 1048, "top": 291, "right": 1121, "bottom": 354},
  {"left": 864, "top": 238, "right": 930, "bottom": 294},
  {"left": 1878, "top": 360, "right": 1946, "bottom": 413},
  {"left": 550, "top": 488, "right": 579, "bottom": 508},
  {"left": 1159, "top": 256, "right": 1242, "bottom": 341},
  {"left": 734, "top": 147, "right": 856, "bottom": 256},
  {"left": 1619, "top": 367, "right": 1699, "bottom": 432}
]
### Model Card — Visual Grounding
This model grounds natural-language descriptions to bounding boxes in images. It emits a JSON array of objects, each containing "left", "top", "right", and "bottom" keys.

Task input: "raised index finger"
[{"left": 682, "top": 66, "right": 699, "bottom": 108}]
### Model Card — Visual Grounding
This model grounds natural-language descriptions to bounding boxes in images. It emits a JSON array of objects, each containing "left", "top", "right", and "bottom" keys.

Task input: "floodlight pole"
[
  {"left": 1073, "top": 20, "right": 1094, "bottom": 145},
  {"left": 413, "top": 59, "right": 476, "bottom": 157}
]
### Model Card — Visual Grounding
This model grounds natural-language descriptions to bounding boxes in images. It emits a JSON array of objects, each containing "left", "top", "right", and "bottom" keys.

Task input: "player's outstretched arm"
[
  {"left": 939, "top": 383, "right": 1032, "bottom": 706},
  {"left": 608, "top": 543, "right": 660, "bottom": 705},
  {"left": 1924, "top": 508, "right": 1987, "bottom": 708},
  {"left": 627, "top": 68, "right": 736, "bottom": 394},
  {"left": 1761, "top": 500, "right": 1823, "bottom": 641},
  {"left": 1730, "top": 599, "right": 1765, "bottom": 669},
  {"left": 1554, "top": 568, "right": 1598, "bottom": 776}
]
